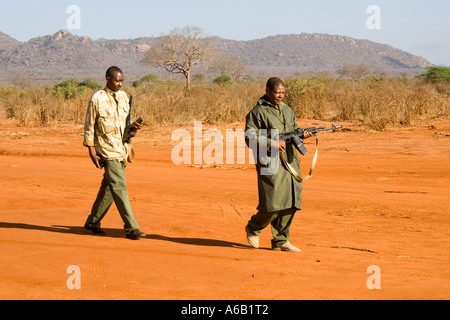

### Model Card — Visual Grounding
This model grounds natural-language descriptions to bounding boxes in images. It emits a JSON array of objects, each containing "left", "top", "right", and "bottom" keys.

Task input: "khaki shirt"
[
  {"left": 83, "top": 87, "right": 130, "bottom": 161},
  {"left": 245, "top": 95, "right": 303, "bottom": 212}
]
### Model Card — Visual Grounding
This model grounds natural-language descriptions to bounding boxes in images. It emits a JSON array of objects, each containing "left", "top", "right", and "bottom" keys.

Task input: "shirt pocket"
[
  {"left": 98, "top": 107, "right": 117, "bottom": 134},
  {"left": 120, "top": 102, "right": 130, "bottom": 124}
]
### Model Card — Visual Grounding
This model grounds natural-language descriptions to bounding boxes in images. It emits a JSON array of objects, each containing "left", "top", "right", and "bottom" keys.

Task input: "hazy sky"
[{"left": 0, "top": 0, "right": 449, "bottom": 65}]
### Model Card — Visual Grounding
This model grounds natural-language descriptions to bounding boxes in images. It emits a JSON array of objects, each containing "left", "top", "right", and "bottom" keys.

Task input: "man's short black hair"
[
  {"left": 266, "top": 77, "right": 285, "bottom": 90},
  {"left": 106, "top": 66, "right": 123, "bottom": 79}
]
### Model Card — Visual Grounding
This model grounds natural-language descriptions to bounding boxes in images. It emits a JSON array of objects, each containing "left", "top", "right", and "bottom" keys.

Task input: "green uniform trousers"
[
  {"left": 85, "top": 160, "right": 139, "bottom": 233},
  {"left": 247, "top": 207, "right": 297, "bottom": 249}
]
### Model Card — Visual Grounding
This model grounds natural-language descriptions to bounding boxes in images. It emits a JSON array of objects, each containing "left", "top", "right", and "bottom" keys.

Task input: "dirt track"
[{"left": 0, "top": 119, "right": 449, "bottom": 300}]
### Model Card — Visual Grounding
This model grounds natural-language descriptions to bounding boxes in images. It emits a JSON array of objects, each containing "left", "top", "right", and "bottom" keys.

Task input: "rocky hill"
[
  {"left": 0, "top": 32, "right": 21, "bottom": 51},
  {"left": 215, "top": 34, "right": 431, "bottom": 75},
  {"left": 0, "top": 30, "right": 432, "bottom": 84}
]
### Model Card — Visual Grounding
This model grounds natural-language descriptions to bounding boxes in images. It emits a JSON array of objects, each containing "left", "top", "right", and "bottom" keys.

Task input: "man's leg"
[
  {"left": 85, "top": 174, "right": 114, "bottom": 231},
  {"left": 245, "top": 210, "right": 279, "bottom": 248},
  {"left": 247, "top": 211, "right": 279, "bottom": 236},
  {"left": 270, "top": 207, "right": 297, "bottom": 249},
  {"left": 105, "top": 160, "right": 140, "bottom": 234}
]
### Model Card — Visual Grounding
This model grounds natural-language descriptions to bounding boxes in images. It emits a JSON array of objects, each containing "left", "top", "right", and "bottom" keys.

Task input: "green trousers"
[
  {"left": 85, "top": 160, "right": 139, "bottom": 233},
  {"left": 247, "top": 207, "right": 297, "bottom": 248}
]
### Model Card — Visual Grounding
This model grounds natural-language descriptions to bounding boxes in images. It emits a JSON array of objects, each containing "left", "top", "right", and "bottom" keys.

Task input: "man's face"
[
  {"left": 266, "top": 85, "right": 285, "bottom": 106},
  {"left": 106, "top": 72, "right": 124, "bottom": 92}
]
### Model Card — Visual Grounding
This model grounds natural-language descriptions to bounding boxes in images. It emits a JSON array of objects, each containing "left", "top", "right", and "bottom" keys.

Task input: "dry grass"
[
  {"left": 126, "top": 82, "right": 262, "bottom": 126},
  {"left": 329, "top": 79, "right": 449, "bottom": 130},
  {"left": 285, "top": 77, "right": 449, "bottom": 130},
  {"left": 0, "top": 86, "right": 87, "bottom": 126},
  {"left": 1, "top": 78, "right": 448, "bottom": 130}
]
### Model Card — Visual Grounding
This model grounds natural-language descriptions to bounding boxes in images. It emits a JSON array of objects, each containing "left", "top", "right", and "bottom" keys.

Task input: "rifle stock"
[{"left": 123, "top": 95, "right": 143, "bottom": 144}]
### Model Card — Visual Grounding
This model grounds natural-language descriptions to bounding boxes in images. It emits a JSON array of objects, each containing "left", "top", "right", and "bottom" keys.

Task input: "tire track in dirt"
[
  {"left": 216, "top": 192, "right": 244, "bottom": 221},
  {"left": 89, "top": 250, "right": 111, "bottom": 299},
  {"left": 89, "top": 248, "right": 141, "bottom": 299},
  {"left": 213, "top": 192, "right": 332, "bottom": 299},
  {"left": 113, "top": 251, "right": 141, "bottom": 299},
  {"left": 271, "top": 267, "right": 328, "bottom": 299}
]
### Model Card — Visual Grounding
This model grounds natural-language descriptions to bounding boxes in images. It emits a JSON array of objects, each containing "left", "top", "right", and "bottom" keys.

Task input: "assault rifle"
[
  {"left": 123, "top": 95, "right": 143, "bottom": 144},
  {"left": 277, "top": 123, "right": 343, "bottom": 155}
]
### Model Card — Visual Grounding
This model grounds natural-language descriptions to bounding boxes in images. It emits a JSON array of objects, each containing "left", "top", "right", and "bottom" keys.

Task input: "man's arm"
[
  {"left": 83, "top": 98, "right": 96, "bottom": 148},
  {"left": 83, "top": 97, "right": 103, "bottom": 169}
]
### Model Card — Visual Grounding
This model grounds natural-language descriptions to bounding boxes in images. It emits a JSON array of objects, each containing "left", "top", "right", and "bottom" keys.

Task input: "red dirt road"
[{"left": 0, "top": 119, "right": 449, "bottom": 300}]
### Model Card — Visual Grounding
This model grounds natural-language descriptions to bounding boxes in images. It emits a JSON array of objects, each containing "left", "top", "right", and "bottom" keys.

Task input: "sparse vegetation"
[{"left": 0, "top": 75, "right": 448, "bottom": 130}]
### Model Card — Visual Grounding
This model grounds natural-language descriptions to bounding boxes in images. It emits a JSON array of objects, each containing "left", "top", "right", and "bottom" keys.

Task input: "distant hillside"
[
  {"left": 215, "top": 34, "right": 431, "bottom": 75},
  {"left": 0, "top": 32, "right": 21, "bottom": 53},
  {"left": 0, "top": 30, "right": 432, "bottom": 85}
]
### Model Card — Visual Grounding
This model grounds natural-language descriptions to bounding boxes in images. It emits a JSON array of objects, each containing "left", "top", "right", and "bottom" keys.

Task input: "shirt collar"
[
  {"left": 260, "top": 95, "right": 283, "bottom": 110},
  {"left": 105, "top": 86, "right": 120, "bottom": 96}
]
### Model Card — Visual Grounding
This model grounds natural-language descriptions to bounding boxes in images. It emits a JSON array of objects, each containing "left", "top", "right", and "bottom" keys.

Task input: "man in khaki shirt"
[{"left": 83, "top": 66, "right": 145, "bottom": 240}]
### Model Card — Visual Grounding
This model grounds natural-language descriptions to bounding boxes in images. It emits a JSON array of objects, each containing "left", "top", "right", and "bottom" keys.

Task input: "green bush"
[
  {"left": 79, "top": 78, "right": 102, "bottom": 90},
  {"left": 53, "top": 78, "right": 95, "bottom": 99},
  {"left": 213, "top": 75, "right": 232, "bottom": 84},
  {"left": 418, "top": 66, "right": 450, "bottom": 83}
]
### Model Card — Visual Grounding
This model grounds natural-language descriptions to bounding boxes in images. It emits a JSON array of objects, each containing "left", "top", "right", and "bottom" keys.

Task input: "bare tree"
[
  {"left": 208, "top": 54, "right": 249, "bottom": 81},
  {"left": 338, "top": 64, "right": 372, "bottom": 80},
  {"left": 143, "top": 26, "right": 214, "bottom": 90}
]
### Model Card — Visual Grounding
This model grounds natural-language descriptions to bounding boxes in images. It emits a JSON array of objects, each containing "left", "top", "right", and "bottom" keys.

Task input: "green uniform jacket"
[{"left": 245, "top": 95, "right": 303, "bottom": 212}]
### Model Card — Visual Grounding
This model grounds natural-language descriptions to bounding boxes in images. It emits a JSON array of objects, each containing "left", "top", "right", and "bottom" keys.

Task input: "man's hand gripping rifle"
[
  {"left": 278, "top": 123, "right": 343, "bottom": 156},
  {"left": 276, "top": 124, "right": 343, "bottom": 180}
]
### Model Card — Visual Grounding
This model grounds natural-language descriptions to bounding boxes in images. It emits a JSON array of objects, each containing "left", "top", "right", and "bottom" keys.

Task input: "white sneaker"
[
  {"left": 245, "top": 226, "right": 259, "bottom": 249},
  {"left": 274, "top": 242, "right": 301, "bottom": 253}
]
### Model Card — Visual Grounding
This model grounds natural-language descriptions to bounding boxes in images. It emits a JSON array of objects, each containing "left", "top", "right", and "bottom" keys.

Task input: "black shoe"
[
  {"left": 84, "top": 225, "right": 106, "bottom": 235},
  {"left": 126, "top": 229, "right": 146, "bottom": 240}
]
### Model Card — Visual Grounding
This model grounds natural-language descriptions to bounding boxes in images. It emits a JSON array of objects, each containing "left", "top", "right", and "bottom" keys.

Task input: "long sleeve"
[
  {"left": 245, "top": 107, "right": 272, "bottom": 152},
  {"left": 83, "top": 97, "right": 96, "bottom": 147}
]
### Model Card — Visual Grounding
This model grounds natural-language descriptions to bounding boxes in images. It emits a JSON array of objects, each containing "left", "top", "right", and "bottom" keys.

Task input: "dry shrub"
[
  {"left": 0, "top": 86, "right": 36, "bottom": 125},
  {"left": 284, "top": 78, "right": 329, "bottom": 120},
  {"left": 0, "top": 86, "right": 90, "bottom": 126},
  {"left": 0, "top": 77, "right": 448, "bottom": 130},
  {"left": 330, "top": 78, "right": 449, "bottom": 130},
  {"left": 328, "top": 81, "right": 359, "bottom": 121},
  {"left": 127, "top": 82, "right": 261, "bottom": 126}
]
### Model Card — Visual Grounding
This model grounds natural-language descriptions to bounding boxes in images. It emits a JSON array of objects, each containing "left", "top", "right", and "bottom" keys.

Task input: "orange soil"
[{"left": 0, "top": 119, "right": 448, "bottom": 300}]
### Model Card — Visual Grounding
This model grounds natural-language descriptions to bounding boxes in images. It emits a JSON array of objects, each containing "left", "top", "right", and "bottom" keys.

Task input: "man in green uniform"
[
  {"left": 83, "top": 66, "right": 146, "bottom": 240},
  {"left": 245, "top": 77, "right": 311, "bottom": 252}
]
